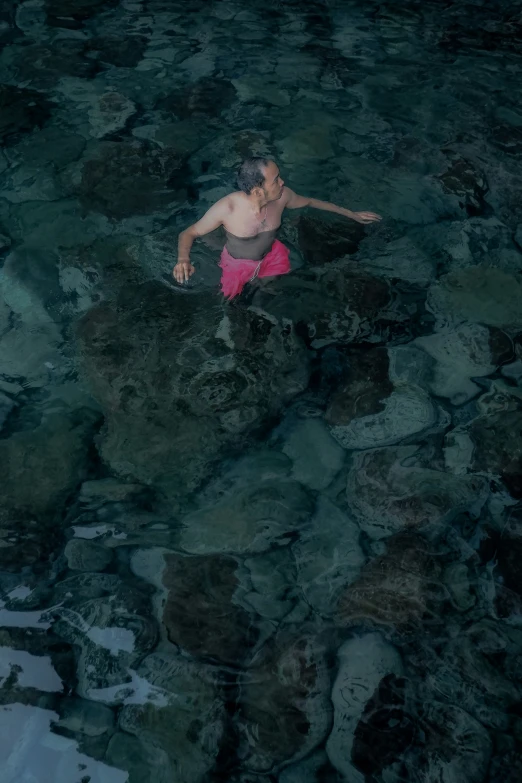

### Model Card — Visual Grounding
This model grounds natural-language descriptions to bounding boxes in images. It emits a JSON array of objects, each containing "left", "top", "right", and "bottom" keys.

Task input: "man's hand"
[
  {"left": 173, "top": 261, "right": 195, "bottom": 283},
  {"left": 349, "top": 210, "right": 382, "bottom": 224}
]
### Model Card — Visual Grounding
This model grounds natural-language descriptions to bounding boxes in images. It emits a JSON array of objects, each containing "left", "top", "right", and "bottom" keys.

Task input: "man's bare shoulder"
[
  {"left": 209, "top": 194, "right": 233, "bottom": 212},
  {"left": 225, "top": 191, "right": 247, "bottom": 211},
  {"left": 206, "top": 192, "right": 243, "bottom": 217},
  {"left": 191, "top": 194, "right": 237, "bottom": 235}
]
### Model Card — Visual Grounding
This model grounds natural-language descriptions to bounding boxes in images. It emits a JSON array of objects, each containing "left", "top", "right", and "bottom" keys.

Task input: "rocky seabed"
[{"left": 1, "top": 1, "right": 522, "bottom": 781}]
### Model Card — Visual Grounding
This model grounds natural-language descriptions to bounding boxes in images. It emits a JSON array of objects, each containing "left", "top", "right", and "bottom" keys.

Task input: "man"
[{"left": 173, "top": 157, "right": 381, "bottom": 298}]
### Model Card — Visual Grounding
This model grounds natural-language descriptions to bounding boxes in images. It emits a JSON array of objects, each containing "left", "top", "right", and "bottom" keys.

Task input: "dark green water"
[{"left": 1, "top": 1, "right": 522, "bottom": 781}]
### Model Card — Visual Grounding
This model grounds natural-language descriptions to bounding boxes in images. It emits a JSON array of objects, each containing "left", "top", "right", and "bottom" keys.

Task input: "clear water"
[{"left": 1, "top": 0, "right": 522, "bottom": 781}]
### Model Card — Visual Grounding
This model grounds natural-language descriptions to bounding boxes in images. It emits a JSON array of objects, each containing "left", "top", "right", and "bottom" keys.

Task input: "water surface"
[{"left": 1, "top": 1, "right": 522, "bottom": 781}]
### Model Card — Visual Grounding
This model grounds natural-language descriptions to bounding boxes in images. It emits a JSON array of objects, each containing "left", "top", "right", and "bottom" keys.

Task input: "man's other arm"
[{"left": 283, "top": 187, "right": 381, "bottom": 224}]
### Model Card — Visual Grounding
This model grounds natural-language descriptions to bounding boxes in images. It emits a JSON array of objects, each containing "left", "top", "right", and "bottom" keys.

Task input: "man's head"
[{"left": 236, "top": 157, "right": 284, "bottom": 202}]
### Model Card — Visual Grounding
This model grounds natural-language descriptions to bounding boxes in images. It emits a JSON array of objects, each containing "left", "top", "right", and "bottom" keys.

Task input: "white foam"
[
  {"left": 0, "top": 648, "right": 63, "bottom": 693},
  {"left": 6, "top": 586, "right": 33, "bottom": 601},
  {"left": 0, "top": 703, "right": 128, "bottom": 783},
  {"left": 86, "top": 668, "right": 170, "bottom": 708},
  {"left": 72, "top": 524, "right": 111, "bottom": 539},
  {"left": 86, "top": 626, "right": 135, "bottom": 656},
  {"left": 0, "top": 604, "right": 52, "bottom": 630},
  {"left": 215, "top": 314, "right": 234, "bottom": 349}
]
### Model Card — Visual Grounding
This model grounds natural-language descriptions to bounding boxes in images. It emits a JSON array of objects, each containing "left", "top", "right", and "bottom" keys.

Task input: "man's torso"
[
  {"left": 222, "top": 190, "right": 288, "bottom": 237},
  {"left": 221, "top": 190, "right": 288, "bottom": 260}
]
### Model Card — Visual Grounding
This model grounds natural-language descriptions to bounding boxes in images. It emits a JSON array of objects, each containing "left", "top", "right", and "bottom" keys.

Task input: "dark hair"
[{"left": 236, "top": 157, "right": 270, "bottom": 194}]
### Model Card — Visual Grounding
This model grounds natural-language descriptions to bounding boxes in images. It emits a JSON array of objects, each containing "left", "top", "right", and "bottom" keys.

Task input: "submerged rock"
[
  {"left": 444, "top": 392, "right": 522, "bottom": 496},
  {"left": 441, "top": 562, "right": 476, "bottom": 612},
  {"left": 415, "top": 323, "right": 512, "bottom": 404},
  {"left": 417, "top": 216, "right": 522, "bottom": 276},
  {"left": 180, "top": 477, "right": 313, "bottom": 556},
  {"left": 1, "top": 245, "right": 96, "bottom": 324},
  {"left": 73, "top": 477, "right": 154, "bottom": 512},
  {"left": 437, "top": 157, "right": 488, "bottom": 215},
  {"left": 155, "top": 77, "right": 237, "bottom": 120},
  {"left": 336, "top": 534, "right": 441, "bottom": 629},
  {"left": 232, "top": 73, "right": 291, "bottom": 108},
  {"left": 87, "top": 35, "right": 148, "bottom": 68},
  {"left": 516, "top": 223, "right": 522, "bottom": 250},
  {"left": 489, "top": 750, "right": 522, "bottom": 783},
  {"left": 355, "top": 232, "right": 436, "bottom": 286},
  {"left": 325, "top": 348, "right": 448, "bottom": 450},
  {"left": 0, "top": 410, "right": 99, "bottom": 521},
  {"left": 0, "top": 391, "right": 14, "bottom": 431},
  {"left": 252, "top": 262, "right": 390, "bottom": 348},
  {"left": 278, "top": 751, "right": 336, "bottom": 783},
  {"left": 346, "top": 445, "right": 489, "bottom": 540},
  {"left": 387, "top": 344, "right": 434, "bottom": 387},
  {"left": 424, "top": 620, "right": 522, "bottom": 731},
  {"left": 174, "top": 449, "right": 311, "bottom": 556},
  {"left": 6, "top": 39, "right": 99, "bottom": 88},
  {"left": 494, "top": 518, "right": 522, "bottom": 612},
  {"left": 0, "top": 231, "right": 10, "bottom": 252},
  {"left": 405, "top": 702, "right": 491, "bottom": 783},
  {"left": 53, "top": 594, "right": 158, "bottom": 703},
  {"left": 106, "top": 731, "right": 172, "bottom": 783},
  {"left": 427, "top": 265, "right": 522, "bottom": 332},
  {"left": 326, "top": 347, "right": 393, "bottom": 424},
  {"left": 277, "top": 415, "right": 345, "bottom": 491},
  {"left": 87, "top": 91, "right": 137, "bottom": 139},
  {"left": 118, "top": 651, "right": 226, "bottom": 783},
  {"left": 326, "top": 632, "right": 403, "bottom": 782},
  {"left": 64, "top": 538, "right": 113, "bottom": 572},
  {"left": 224, "top": 775, "right": 273, "bottom": 783},
  {"left": 240, "top": 546, "right": 300, "bottom": 621},
  {"left": 237, "top": 631, "right": 331, "bottom": 772},
  {"left": 277, "top": 121, "right": 336, "bottom": 164},
  {"left": 7, "top": 197, "right": 111, "bottom": 252},
  {"left": 297, "top": 213, "right": 366, "bottom": 265},
  {"left": 76, "top": 283, "right": 309, "bottom": 498},
  {"left": 132, "top": 548, "right": 261, "bottom": 666},
  {"left": 352, "top": 674, "right": 415, "bottom": 779},
  {"left": 45, "top": 0, "right": 119, "bottom": 27},
  {"left": 64, "top": 476, "right": 161, "bottom": 541},
  {"left": 53, "top": 573, "right": 122, "bottom": 605},
  {"left": 71, "top": 140, "right": 186, "bottom": 219},
  {"left": 55, "top": 696, "right": 115, "bottom": 737},
  {"left": 293, "top": 497, "right": 364, "bottom": 615},
  {"left": 0, "top": 84, "right": 52, "bottom": 145},
  {"left": 162, "top": 552, "right": 259, "bottom": 665},
  {"left": 328, "top": 383, "right": 445, "bottom": 449},
  {"left": 491, "top": 122, "right": 522, "bottom": 156}
]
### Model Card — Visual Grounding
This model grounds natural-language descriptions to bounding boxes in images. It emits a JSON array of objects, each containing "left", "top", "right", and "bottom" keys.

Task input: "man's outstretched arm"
[
  {"left": 283, "top": 187, "right": 381, "bottom": 224},
  {"left": 173, "top": 198, "right": 231, "bottom": 283}
]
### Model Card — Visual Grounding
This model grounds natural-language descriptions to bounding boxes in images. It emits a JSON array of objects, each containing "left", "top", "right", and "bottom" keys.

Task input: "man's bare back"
[{"left": 173, "top": 158, "right": 381, "bottom": 287}]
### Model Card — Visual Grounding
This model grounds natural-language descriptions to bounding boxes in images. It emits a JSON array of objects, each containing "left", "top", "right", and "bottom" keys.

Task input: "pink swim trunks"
[{"left": 219, "top": 239, "right": 291, "bottom": 299}]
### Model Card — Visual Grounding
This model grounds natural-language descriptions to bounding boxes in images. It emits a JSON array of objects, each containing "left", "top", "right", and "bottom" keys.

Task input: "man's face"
[{"left": 259, "top": 160, "right": 285, "bottom": 201}]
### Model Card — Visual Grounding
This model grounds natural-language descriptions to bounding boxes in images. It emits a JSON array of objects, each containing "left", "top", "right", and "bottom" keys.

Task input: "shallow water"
[{"left": 1, "top": 0, "right": 522, "bottom": 781}]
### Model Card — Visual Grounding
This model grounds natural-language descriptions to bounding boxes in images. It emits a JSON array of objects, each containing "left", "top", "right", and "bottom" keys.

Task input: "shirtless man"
[{"left": 173, "top": 157, "right": 381, "bottom": 298}]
